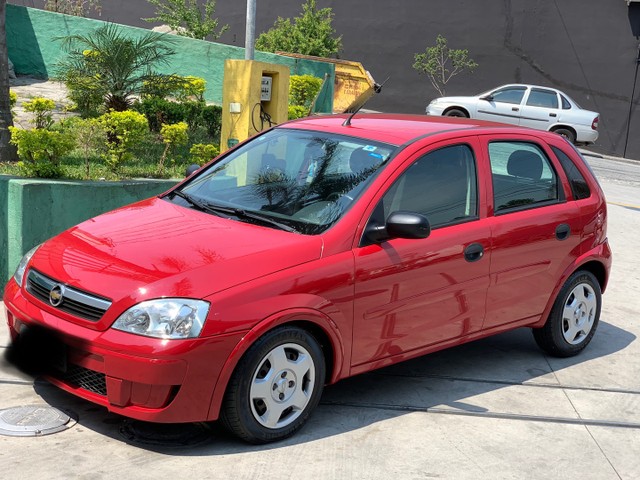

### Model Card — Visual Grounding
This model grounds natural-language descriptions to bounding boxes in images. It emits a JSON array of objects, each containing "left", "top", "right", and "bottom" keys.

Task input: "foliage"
[
  {"left": 288, "top": 105, "right": 308, "bottom": 120},
  {"left": 289, "top": 74, "right": 322, "bottom": 109},
  {"left": 158, "top": 121, "right": 188, "bottom": 173},
  {"left": 44, "top": 0, "right": 101, "bottom": 17},
  {"left": 60, "top": 69, "right": 106, "bottom": 118},
  {"left": 132, "top": 97, "right": 222, "bottom": 138},
  {"left": 255, "top": 0, "right": 342, "bottom": 58},
  {"left": 55, "top": 23, "right": 176, "bottom": 111},
  {"left": 189, "top": 143, "right": 218, "bottom": 165},
  {"left": 61, "top": 116, "right": 107, "bottom": 179},
  {"left": 142, "top": 74, "right": 206, "bottom": 102},
  {"left": 144, "top": 0, "right": 229, "bottom": 41},
  {"left": 22, "top": 97, "right": 56, "bottom": 129},
  {"left": 9, "top": 89, "right": 16, "bottom": 109},
  {"left": 98, "top": 110, "right": 149, "bottom": 172},
  {"left": 413, "top": 34, "right": 478, "bottom": 97},
  {"left": 8, "top": 126, "right": 74, "bottom": 177}
]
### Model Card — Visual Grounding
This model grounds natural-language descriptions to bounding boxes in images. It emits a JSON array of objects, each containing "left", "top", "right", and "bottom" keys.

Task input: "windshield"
[{"left": 167, "top": 128, "right": 396, "bottom": 234}]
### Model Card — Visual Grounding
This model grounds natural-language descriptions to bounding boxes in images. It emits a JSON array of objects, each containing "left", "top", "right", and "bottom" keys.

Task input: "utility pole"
[{"left": 245, "top": 0, "right": 256, "bottom": 60}]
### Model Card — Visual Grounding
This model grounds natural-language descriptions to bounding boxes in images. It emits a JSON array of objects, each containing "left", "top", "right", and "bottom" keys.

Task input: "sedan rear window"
[{"left": 526, "top": 89, "right": 559, "bottom": 109}]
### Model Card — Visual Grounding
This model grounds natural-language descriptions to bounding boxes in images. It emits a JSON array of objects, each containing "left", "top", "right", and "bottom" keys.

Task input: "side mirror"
[
  {"left": 480, "top": 94, "right": 494, "bottom": 102},
  {"left": 185, "top": 164, "right": 200, "bottom": 177},
  {"left": 365, "top": 211, "right": 431, "bottom": 244}
]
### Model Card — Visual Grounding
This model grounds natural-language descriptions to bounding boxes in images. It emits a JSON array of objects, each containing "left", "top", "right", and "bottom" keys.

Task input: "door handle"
[
  {"left": 464, "top": 243, "right": 484, "bottom": 262},
  {"left": 512, "top": 107, "right": 519, "bottom": 112},
  {"left": 555, "top": 223, "right": 571, "bottom": 240},
  {"left": 549, "top": 113, "right": 557, "bottom": 117}
]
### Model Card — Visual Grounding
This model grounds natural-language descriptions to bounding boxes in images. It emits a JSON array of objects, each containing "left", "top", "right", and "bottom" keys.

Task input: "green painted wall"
[
  {"left": 0, "top": 176, "right": 177, "bottom": 283},
  {"left": 5, "top": 5, "right": 335, "bottom": 112}
]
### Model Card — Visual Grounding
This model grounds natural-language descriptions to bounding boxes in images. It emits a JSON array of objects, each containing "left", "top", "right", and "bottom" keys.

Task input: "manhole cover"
[
  {"left": 119, "top": 420, "right": 212, "bottom": 447},
  {"left": 0, "top": 405, "right": 76, "bottom": 437}
]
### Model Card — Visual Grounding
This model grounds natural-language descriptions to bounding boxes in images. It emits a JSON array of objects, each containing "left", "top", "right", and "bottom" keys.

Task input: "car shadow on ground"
[{"left": 21, "top": 319, "right": 636, "bottom": 455}]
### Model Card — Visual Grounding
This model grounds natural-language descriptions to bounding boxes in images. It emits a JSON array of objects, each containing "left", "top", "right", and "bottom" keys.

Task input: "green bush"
[
  {"left": 98, "top": 110, "right": 149, "bottom": 172},
  {"left": 8, "top": 126, "right": 75, "bottom": 178},
  {"left": 23, "top": 97, "right": 56, "bottom": 129},
  {"left": 159, "top": 121, "right": 189, "bottom": 173},
  {"left": 64, "top": 117, "right": 107, "bottom": 179},
  {"left": 9, "top": 90, "right": 17, "bottom": 110},
  {"left": 132, "top": 98, "right": 222, "bottom": 138},
  {"left": 189, "top": 143, "right": 219, "bottom": 165},
  {"left": 60, "top": 71, "right": 106, "bottom": 118},
  {"left": 289, "top": 75, "right": 323, "bottom": 109},
  {"left": 288, "top": 105, "right": 308, "bottom": 120}
]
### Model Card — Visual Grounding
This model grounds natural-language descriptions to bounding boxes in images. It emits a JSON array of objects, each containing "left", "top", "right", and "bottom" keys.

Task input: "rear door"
[
  {"left": 480, "top": 134, "right": 580, "bottom": 329},
  {"left": 518, "top": 87, "right": 561, "bottom": 132},
  {"left": 351, "top": 137, "right": 491, "bottom": 369}
]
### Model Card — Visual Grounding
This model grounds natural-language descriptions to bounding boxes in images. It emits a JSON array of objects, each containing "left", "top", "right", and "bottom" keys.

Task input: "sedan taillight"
[{"left": 591, "top": 116, "right": 599, "bottom": 130}]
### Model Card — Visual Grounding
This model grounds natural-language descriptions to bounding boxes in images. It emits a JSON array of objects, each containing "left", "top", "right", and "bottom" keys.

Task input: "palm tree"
[
  {"left": 0, "top": 0, "right": 18, "bottom": 162},
  {"left": 56, "top": 23, "right": 176, "bottom": 112}
]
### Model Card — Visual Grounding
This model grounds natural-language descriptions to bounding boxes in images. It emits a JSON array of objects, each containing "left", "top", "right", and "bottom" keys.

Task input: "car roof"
[{"left": 282, "top": 113, "right": 527, "bottom": 146}]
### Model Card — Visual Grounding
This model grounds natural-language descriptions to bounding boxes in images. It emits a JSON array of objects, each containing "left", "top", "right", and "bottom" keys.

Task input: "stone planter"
[{"left": 1, "top": 176, "right": 177, "bottom": 283}]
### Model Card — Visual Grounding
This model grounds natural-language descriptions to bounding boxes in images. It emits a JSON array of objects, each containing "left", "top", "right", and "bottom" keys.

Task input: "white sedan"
[{"left": 425, "top": 84, "right": 599, "bottom": 145}]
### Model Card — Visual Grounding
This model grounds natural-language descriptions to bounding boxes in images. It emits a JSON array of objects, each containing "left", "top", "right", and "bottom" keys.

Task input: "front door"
[
  {"left": 351, "top": 140, "right": 491, "bottom": 368},
  {"left": 474, "top": 85, "right": 527, "bottom": 125}
]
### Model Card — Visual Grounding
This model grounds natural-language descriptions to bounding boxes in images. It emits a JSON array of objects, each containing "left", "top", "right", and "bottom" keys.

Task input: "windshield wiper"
[
  {"left": 204, "top": 203, "right": 299, "bottom": 233},
  {"left": 171, "top": 191, "right": 298, "bottom": 233},
  {"left": 171, "top": 190, "right": 226, "bottom": 217}
]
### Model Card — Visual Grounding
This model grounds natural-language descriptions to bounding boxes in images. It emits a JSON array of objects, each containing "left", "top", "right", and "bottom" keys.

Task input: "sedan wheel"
[
  {"left": 532, "top": 270, "right": 601, "bottom": 357},
  {"left": 221, "top": 327, "right": 325, "bottom": 443},
  {"left": 444, "top": 108, "right": 468, "bottom": 118},
  {"left": 553, "top": 127, "right": 576, "bottom": 145}
]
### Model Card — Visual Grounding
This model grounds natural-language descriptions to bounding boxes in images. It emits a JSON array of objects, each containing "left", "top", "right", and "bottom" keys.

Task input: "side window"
[
  {"left": 489, "top": 142, "right": 560, "bottom": 213},
  {"left": 560, "top": 95, "right": 572, "bottom": 110},
  {"left": 526, "top": 89, "right": 559, "bottom": 109},
  {"left": 552, "top": 146, "right": 591, "bottom": 200},
  {"left": 379, "top": 144, "right": 478, "bottom": 229},
  {"left": 491, "top": 87, "right": 526, "bottom": 105}
]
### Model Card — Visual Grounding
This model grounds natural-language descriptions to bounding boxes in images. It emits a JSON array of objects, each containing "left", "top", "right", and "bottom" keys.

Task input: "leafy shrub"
[
  {"left": 288, "top": 105, "right": 308, "bottom": 120},
  {"left": 289, "top": 75, "right": 323, "bottom": 109},
  {"left": 159, "top": 122, "right": 189, "bottom": 172},
  {"left": 9, "top": 90, "right": 17, "bottom": 110},
  {"left": 132, "top": 98, "right": 222, "bottom": 138},
  {"left": 142, "top": 75, "right": 206, "bottom": 102},
  {"left": 60, "top": 71, "right": 106, "bottom": 118},
  {"left": 189, "top": 143, "right": 219, "bottom": 165},
  {"left": 64, "top": 117, "right": 107, "bottom": 179},
  {"left": 23, "top": 97, "right": 56, "bottom": 129},
  {"left": 8, "top": 126, "right": 75, "bottom": 178},
  {"left": 98, "top": 110, "right": 149, "bottom": 172}
]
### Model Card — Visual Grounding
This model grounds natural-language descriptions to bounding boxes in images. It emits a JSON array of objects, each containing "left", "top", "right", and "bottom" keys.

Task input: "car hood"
[{"left": 30, "top": 197, "right": 323, "bottom": 311}]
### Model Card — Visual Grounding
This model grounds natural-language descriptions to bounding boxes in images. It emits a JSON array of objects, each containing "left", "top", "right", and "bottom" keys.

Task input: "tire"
[
  {"left": 553, "top": 127, "right": 576, "bottom": 145},
  {"left": 444, "top": 108, "right": 468, "bottom": 118},
  {"left": 532, "top": 270, "right": 601, "bottom": 357},
  {"left": 220, "top": 326, "right": 326, "bottom": 444}
]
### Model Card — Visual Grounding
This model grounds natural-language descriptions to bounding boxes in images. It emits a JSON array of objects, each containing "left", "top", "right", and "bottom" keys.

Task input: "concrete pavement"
[{"left": 1, "top": 159, "right": 639, "bottom": 479}]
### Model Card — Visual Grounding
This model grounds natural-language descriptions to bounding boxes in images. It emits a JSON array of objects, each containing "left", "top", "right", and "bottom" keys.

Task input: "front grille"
[
  {"left": 62, "top": 365, "right": 107, "bottom": 397},
  {"left": 27, "top": 269, "right": 112, "bottom": 322}
]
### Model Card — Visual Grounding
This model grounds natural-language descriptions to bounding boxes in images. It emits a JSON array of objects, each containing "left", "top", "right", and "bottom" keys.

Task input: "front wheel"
[
  {"left": 220, "top": 326, "right": 326, "bottom": 443},
  {"left": 532, "top": 270, "right": 601, "bottom": 357}
]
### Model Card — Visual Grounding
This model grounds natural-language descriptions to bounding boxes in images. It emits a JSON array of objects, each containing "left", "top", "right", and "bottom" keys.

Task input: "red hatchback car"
[{"left": 4, "top": 114, "right": 611, "bottom": 443}]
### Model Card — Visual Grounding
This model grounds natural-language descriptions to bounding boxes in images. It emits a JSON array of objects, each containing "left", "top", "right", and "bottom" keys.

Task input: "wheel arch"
[
  {"left": 443, "top": 106, "right": 470, "bottom": 117},
  {"left": 550, "top": 124, "right": 577, "bottom": 138},
  {"left": 206, "top": 309, "right": 344, "bottom": 421}
]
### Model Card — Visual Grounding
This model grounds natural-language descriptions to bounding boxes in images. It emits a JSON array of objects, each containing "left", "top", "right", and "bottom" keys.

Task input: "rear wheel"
[
  {"left": 553, "top": 127, "right": 576, "bottom": 144},
  {"left": 444, "top": 108, "right": 468, "bottom": 118},
  {"left": 532, "top": 270, "right": 601, "bottom": 357},
  {"left": 221, "top": 326, "right": 326, "bottom": 443}
]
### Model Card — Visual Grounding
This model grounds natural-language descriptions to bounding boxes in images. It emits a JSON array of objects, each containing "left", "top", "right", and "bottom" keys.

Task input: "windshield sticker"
[{"left": 363, "top": 145, "right": 377, "bottom": 152}]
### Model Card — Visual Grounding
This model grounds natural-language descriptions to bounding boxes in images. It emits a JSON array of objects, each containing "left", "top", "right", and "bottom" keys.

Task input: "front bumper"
[{"left": 3, "top": 279, "right": 244, "bottom": 423}]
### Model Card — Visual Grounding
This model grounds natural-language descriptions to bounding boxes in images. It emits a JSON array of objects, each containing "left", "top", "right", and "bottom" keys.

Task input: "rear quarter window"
[{"left": 552, "top": 146, "right": 591, "bottom": 200}]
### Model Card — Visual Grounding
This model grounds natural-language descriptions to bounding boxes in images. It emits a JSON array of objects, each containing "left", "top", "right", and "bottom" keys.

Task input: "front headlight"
[
  {"left": 112, "top": 299, "right": 210, "bottom": 339},
  {"left": 14, "top": 244, "right": 41, "bottom": 287}
]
